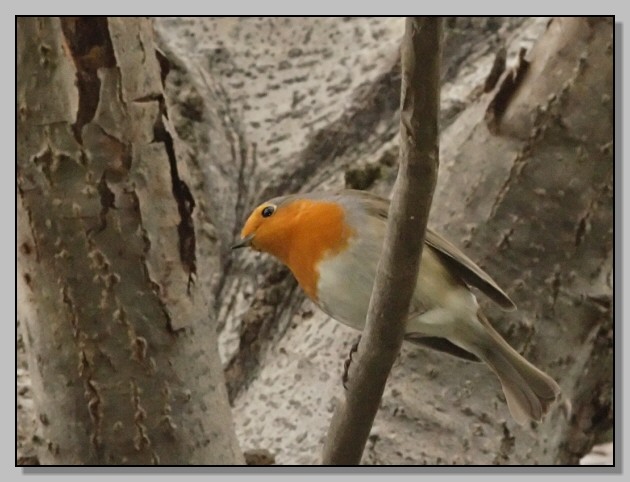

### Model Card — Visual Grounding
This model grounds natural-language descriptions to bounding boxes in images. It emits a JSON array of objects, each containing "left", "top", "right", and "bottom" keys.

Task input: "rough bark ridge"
[{"left": 17, "top": 17, "right": 243, "bottom": 464}]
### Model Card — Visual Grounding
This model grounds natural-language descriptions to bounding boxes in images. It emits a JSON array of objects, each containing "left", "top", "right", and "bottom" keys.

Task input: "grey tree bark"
[{"left": 17, "top": 17, "right": 244, "bottom": 465}]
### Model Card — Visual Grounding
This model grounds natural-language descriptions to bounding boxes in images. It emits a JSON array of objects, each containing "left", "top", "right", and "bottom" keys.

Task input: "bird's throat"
[{"left": 273, "top": 200, "right": 355, "bottom": 301}]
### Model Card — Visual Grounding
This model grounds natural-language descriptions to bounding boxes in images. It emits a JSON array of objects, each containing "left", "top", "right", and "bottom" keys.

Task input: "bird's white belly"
[
  {"left": 315, "top": 235, "right": 478, "bottom": 334},
  {"left": 315, "top": 237, "right": 377, "bottom": 330}
]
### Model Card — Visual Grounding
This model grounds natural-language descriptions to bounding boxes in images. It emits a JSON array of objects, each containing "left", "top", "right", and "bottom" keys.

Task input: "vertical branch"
[{"left": 321, "top": 17, "right": 442, "bottom": 465}]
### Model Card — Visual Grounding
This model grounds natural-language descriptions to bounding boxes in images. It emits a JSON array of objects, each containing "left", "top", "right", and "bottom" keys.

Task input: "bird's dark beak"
[{"left": 231, "top": 234, "right": 254, "bottom": 250}]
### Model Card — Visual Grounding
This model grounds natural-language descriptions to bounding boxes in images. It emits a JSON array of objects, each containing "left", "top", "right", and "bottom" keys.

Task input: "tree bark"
[
  {"left": 17, "top": 17, "right": 244, "bottom": 465},
  {"left": 322, "top": 17, "right": 441, "bottom": 465},
  {"left": 432, "top": 17, "right": 613, "bottom": 464}
]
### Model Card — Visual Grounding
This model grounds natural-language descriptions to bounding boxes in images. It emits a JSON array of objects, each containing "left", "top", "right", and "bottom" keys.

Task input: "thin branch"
[{"left": 321, "top": 17, "right": 442, "bottom": 465}]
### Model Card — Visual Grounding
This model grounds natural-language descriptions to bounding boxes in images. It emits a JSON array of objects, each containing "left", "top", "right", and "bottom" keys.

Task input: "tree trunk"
[
  {"left": 17, "top": 17, "right": 244, "bottom": 465},
  {"left": 432, "top": 17, "right": 613, "bottom": 464}
]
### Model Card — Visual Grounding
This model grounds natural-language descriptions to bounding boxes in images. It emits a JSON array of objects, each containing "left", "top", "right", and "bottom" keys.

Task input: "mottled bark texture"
[
  {"left": 17, "top": 17, "right": 243, "bottom": 464},
  {"left": 322, "top": 18, "right": 441, "bottom": 465},
  {"left": 150, "top": 17, "right": 611, "bottom": 465}
]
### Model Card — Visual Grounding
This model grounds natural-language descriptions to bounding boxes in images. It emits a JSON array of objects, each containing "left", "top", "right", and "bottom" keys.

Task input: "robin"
[{"left": 233, "top": 189, "right": 561, "bottom": 424}]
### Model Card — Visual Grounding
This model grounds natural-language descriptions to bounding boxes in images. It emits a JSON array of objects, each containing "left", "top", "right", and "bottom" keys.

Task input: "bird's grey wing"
[
  {"left": 342, "top": 189, "right": 515, "bottom": 310},
  {"left": 425, "top": 228, "right": 516, "bottom": 311}
]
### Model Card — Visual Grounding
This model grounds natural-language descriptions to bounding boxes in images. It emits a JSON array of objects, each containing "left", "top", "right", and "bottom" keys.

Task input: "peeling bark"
[
  {"left": 485, "top": 46, "right": 529, "bottom": 134},
  {"left": 17, "top": 17, "right": 243, "bottom": 465}
]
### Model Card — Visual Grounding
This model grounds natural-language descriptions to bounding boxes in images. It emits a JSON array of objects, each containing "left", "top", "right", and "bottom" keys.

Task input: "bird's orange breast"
[{"left": 257, "top": 199, "right": 355, "bottom": 300}]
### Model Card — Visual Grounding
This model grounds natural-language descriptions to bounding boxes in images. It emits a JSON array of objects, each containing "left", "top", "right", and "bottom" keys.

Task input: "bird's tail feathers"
[{"left": 467, "top": 312, "right": 561, "bottom": 425}]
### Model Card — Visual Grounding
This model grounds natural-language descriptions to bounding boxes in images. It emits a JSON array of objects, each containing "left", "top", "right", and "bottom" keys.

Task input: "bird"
[{"left": 233, "top": 189, "right": 561, "bottom": 425}]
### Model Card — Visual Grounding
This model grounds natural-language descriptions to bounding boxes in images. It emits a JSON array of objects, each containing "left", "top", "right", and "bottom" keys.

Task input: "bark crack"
[
  {"left": 60, "top": 285, "right": 80, "bottom": 338},
  {"left": 130, "top": 379, "right": 151, "bottom": 452},
  {"left": 128, "top": 189, "right": 177, "bottom": 332},
  {"left": 31, "top": 147, "right": 55, "bottom": 185},
  {"left": 483, "top": 45, "right": 506, "bottom": 93},
  {"left": 85, "top": 379, "right": 103, "bottom": 449},
  {"left": 159, "top": 382, "right": 177, "bottom": 438},
  {"left": 485, "top": 47, "right": 530, "bottom": 134},
  {"left": 60, "top": 17, "right": 116, "bottom": 143},
  {"left": 575, "top": 195, "right": 599, "bottom": 248},
  {"left": 17, "top": 189, "right": 42, "bottom": 262},
  {"left": 152, "top": 101, "right": 197, "bottom": 294},
  {"left": 87, "top": 172, "right": 116, "bottom": 236},
  {"left": 545, "top": 264, "right": 562, "bottom": 311}
]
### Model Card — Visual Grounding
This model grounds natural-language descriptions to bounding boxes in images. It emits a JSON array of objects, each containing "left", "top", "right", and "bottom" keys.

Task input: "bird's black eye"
[{"left": 261, "top": 205, "right": 275, "bottom": 218}]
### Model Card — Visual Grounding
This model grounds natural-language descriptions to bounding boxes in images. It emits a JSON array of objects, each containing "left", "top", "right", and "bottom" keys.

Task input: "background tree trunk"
[
  {"left": 17, "top": 17, "right": 243, "bottom": 465},
  {"left": 433, "top": 17, "right": 613, "bottom": 464},
  {"left": 18, "top": 17, "right": 613, "bottom": 466}
]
